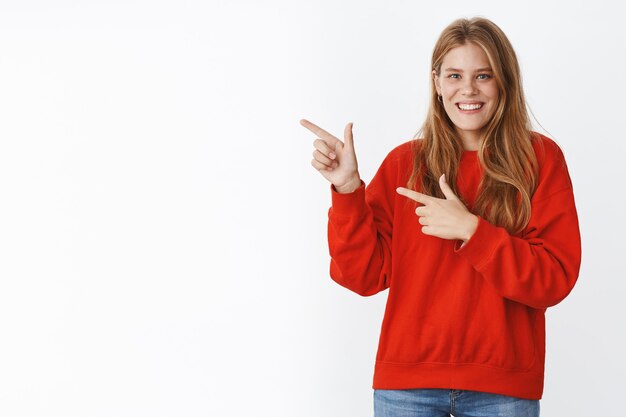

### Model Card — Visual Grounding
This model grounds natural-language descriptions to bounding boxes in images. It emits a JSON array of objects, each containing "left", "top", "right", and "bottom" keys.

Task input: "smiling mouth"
[{"left": 456, "top": 103, "right": 484, "bottom": 111}]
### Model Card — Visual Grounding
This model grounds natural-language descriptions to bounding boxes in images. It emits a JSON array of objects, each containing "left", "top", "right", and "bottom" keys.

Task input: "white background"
[{"left": 0, "top": 1, "right": 624, "bottom": 416}]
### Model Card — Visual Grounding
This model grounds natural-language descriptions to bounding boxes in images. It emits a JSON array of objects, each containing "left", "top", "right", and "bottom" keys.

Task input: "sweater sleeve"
[
  {"left": 454, "top": 140, "right": 582, "bottom": 309},
  {"left": 326, "top": 151, "right": 397, "bottom": 297}
]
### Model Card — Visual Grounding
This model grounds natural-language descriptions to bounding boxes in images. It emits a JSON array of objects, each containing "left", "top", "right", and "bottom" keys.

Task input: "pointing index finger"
[
  {"left": 300, "top": 119, "right": 340, "bottom": 147},
  {"left": 396, "top": 187, "right": 433, "bottom": 205}
]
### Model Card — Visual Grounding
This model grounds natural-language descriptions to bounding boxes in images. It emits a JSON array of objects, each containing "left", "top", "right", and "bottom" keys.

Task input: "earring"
[{"left": 438, "top": 95, "right": 443, "bottom": 103}]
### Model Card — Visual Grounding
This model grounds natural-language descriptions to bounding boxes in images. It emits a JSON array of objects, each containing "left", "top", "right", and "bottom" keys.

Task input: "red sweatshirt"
[{"left": 327, "top": 132, "right": 581, "bottom": 400}]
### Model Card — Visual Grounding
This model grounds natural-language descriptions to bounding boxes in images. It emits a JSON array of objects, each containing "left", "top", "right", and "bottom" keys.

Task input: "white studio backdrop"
[{"left": 0, "top": 1, "right": 623, "bottom": 416}]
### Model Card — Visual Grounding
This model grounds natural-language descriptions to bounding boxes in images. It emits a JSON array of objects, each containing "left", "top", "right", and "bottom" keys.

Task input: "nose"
[{"left": 462, "top": 78, "right": 478, "bottom": 95}]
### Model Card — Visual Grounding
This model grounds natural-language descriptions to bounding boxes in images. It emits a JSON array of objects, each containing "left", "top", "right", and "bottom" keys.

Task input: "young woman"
[{"left": 300, "top": 17, "right": 581, "bottom": 417}]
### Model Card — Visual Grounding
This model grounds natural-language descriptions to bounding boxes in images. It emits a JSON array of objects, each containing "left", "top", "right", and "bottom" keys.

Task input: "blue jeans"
[{"left": 374, "top": 388, "right": 540, "bottom": 417}]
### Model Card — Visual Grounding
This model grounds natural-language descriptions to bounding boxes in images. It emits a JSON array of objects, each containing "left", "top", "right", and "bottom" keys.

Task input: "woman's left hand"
[{"left": 397, "top": 174, "right": 479, "bottom": 244}]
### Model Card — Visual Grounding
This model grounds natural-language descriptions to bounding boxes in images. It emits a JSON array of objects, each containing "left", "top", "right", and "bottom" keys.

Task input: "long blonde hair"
[{"left": 407, "top": 17, "right": 542, "bottom": 235}]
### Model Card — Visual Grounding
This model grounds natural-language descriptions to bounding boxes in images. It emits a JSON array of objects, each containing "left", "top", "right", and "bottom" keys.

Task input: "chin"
[{"left": 454, "top": 123, "right": 486, "bottom": 132}]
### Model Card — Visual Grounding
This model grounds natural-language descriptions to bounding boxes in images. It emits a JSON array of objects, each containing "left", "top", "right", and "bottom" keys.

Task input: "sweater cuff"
[
  {"left": 454, "top": 215, "right": 506, "bottom": 270},
  {"left": 330, "top": 180, "right": 366, "bottom": 215}
]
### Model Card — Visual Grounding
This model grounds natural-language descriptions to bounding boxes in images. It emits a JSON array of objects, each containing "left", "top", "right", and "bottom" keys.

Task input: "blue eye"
[{"left": 447, "top": 73, "right": 492, "bottom": 80}]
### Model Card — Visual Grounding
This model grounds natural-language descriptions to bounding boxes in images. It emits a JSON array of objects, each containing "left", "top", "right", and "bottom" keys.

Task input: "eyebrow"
[{"left": 444, "top": 67, "right": 493, "bottom": 72}]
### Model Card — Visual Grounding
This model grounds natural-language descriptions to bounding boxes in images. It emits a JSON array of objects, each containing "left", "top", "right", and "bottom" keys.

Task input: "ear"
[{"left": 432, "top": 70, "right": 441, "bottom": 96}]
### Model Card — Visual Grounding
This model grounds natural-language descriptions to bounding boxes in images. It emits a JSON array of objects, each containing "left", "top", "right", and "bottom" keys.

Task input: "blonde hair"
[{"left": 407, "top": 17, "right": 542, "bottom": 235}]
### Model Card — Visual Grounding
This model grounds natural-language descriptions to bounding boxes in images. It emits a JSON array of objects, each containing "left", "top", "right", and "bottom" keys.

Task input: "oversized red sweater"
[{"left": 327, "top": 132, "right": 581, "bottom": 400}]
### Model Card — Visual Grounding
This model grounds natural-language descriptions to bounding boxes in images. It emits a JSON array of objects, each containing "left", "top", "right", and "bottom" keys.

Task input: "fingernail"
[{"left": 329, "top": 152, "right": 336, "bottom": 159}]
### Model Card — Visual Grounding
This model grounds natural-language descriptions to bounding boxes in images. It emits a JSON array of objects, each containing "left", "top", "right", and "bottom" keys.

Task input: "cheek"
[
  {"left": 481, "top": 85, "right": 499, "bottom": 112},
  {"left": 443, "top": 101, "right": 457, "bottom": 115},
  {"left": 487, "top": 91, "right": 500, "bottom": 111},
  {"left": 441, "top": 82, "right": 455, "bottom": 94},
  {"left": 485, "top": 84, "right": 500, "bottom": 100}
]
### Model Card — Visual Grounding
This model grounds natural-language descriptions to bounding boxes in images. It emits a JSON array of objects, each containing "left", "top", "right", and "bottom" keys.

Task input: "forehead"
[{"left": 441, "top": 43, "right": 491, "bottom": 70}]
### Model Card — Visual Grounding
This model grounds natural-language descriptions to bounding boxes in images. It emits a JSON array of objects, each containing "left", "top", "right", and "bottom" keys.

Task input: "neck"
[{"left": 457, "top": 130, "right": 482, "bottom": 151}]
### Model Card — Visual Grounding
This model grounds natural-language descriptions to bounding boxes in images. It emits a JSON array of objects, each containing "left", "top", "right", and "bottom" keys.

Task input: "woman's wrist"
[
  {"left": 335, "top": 175, "right": 362, "bottom": 194},
  {"left": 462, "top": 214, "right": 479, "bottom": 242}
]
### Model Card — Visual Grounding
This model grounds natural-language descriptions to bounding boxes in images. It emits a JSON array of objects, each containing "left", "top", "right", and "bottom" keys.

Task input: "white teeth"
[{"left": 458, "top": 103, "right": 483, "bottom": 110}]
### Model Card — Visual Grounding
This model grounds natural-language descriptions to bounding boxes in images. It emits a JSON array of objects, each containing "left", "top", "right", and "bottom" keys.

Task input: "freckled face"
[{"left": 433, "top": 42, "right": 500, "bottom": 149}]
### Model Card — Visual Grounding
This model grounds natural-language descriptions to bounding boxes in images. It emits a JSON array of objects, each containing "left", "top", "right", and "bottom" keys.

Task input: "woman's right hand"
[{"left": 300, "top": 119, "right": 362, "bottom": 193}]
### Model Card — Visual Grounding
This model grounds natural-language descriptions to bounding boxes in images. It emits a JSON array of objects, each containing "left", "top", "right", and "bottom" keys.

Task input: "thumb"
[
  {"left": 343, "top": 122, "right": 354, "bottom": 149},
  {"left": 439, "top": 174, "right": 459, "bottom": 200}
]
